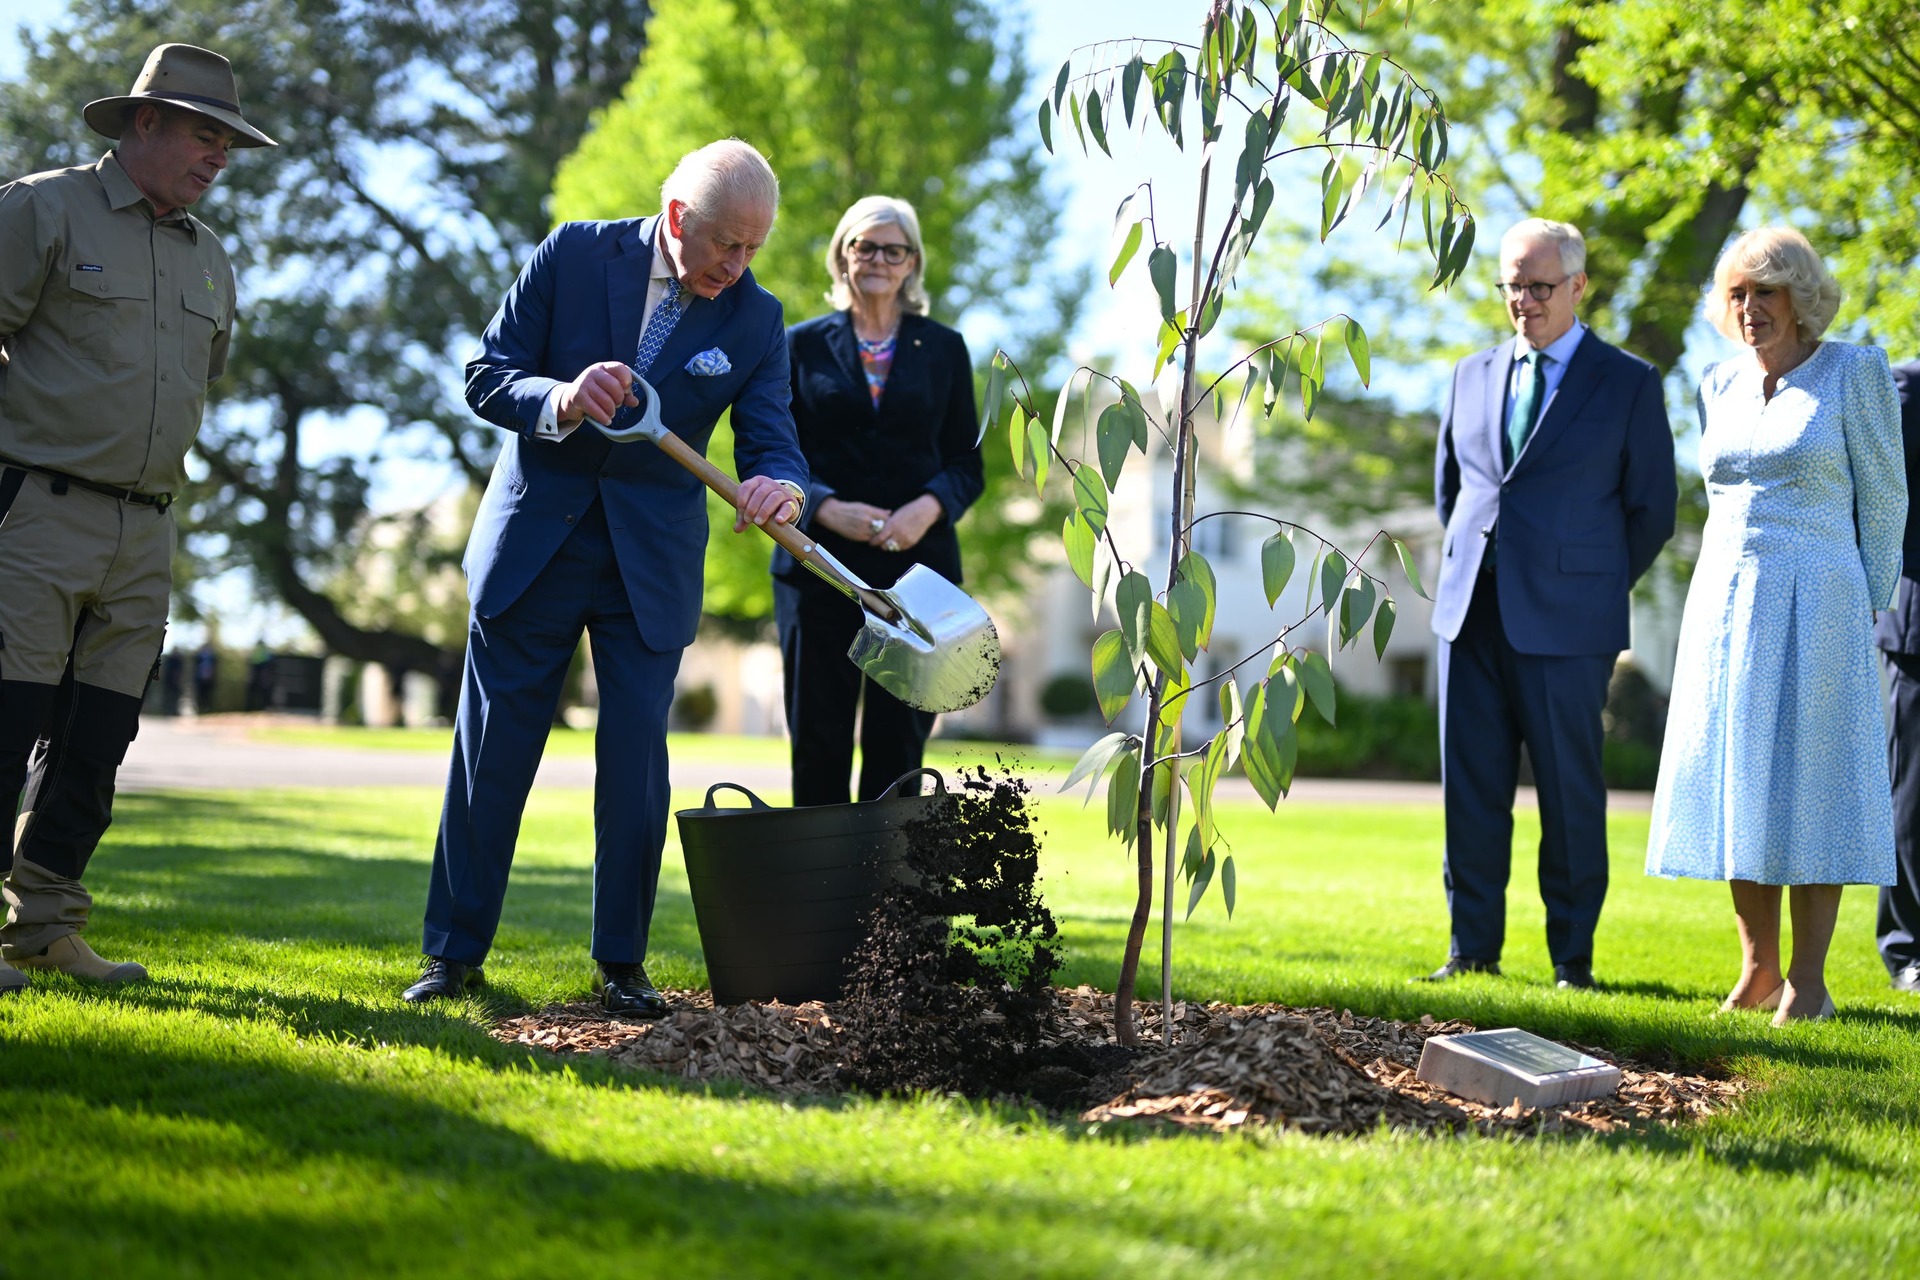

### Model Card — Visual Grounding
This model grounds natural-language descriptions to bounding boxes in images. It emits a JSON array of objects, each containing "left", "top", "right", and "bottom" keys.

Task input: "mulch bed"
[{"left": 492, "top": 984, "right": 1745, "bottom": 1137}]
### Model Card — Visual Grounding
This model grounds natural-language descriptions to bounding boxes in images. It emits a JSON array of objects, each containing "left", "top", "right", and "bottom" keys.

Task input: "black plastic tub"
[{"left": 675, "top": 769, "right": 943, "bottom": 1005}]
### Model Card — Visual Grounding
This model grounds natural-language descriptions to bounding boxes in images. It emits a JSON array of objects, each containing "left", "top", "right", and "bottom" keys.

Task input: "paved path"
[{"left": 120, "top": 717, "right": 1653, "bottom": 810}]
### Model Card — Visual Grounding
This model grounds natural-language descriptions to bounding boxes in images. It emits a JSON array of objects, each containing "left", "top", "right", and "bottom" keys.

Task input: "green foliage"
[
  {"left": 0, "top": 0, "right": 654, "bottom": 682},
  {"left": 549, "top": 0, "right": 1064, "bottom": 618},
  {"left": 1007, "top": 0, "right": 1473, "bottom": 1041}
]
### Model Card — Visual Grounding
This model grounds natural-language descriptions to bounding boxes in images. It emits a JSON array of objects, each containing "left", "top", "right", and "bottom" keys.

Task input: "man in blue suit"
[
  {"left": 404, "top": 140, "right": 809, "bottom": 1014},
  {"left": 1873, "top": 360, "right": 1920, "bottom": 994},
  {"left": 1424, "top": 219, "right": 1676, "bottom": 989}
]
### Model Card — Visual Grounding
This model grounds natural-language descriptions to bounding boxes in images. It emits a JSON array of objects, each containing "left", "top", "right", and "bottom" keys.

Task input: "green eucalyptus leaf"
[
  {"left": 1185, "top": 844, "right": 1215, "bottom": 919},
  {"left": 1173, "top": 550, "right": 1217, "bottom": 653},
  {"left": 1121, "top": 54, "right": 1144, "bottom": 126},
  {"left": 1298, "top": 649, "right": 1336, "bottom": 726},
  {"left": 1339, "top": 574, "right": 1377, "bottom": 648},
  {"left": 1149, "top": 758, "right": 1175, "bottom": 828},
  {"left": 1345, "top": 317, "right": 1372, "bottom": 386},
  {"left": 1261, "top": 528, "right": 1296, "bottom": 606},
  {"left": 1096, "top": 402, "right": 1133, "bottom": 488},
  {"left": 1037, "top": 99, "right": 1053, "bottom": 154},
  {"left": 1087, "top": 89, "right": 1109, "bottom": 155},
  {"left": 1007, "top": 404, "right": 1028, "bottom": 476},
  {"left": 1117, "top": 571, "right": 1154, "bottom": 670},
  {"left": 1121, "top": 390, "right": 1150, "bottom": 448},
  {"left": 1073, "top": 464, "right": 1109, "bottom": 534},
  {"left": 1061, "top": 730, "right": 1133, "bottom": 799},
  {"left": 1026, "top": 417, "right": 1050, "bottom": 495},
  {"left": 1219, "top": 676, "right": 1245, "bottom": 767},
  {"left": 1373, "top": 596, "right": 1397, "bottom": 659},
  {"left": 1109, "top": 219, "right": 1144, "bottom": 288},
  {"left": 1182, "top": 821, "right": 1204, "bottom": 879},
  {"left": 1106, "top": 746, "right": 1141, "bottom": 842},
  {"left": 1154, "top": 314, "right": 1184, "bottom": 381},
  {"left": 1146, "top": 600, "right": 1184, "bottom": 676},
  {"left": 1092, "top": 629, "right": 1136, "bottom": 724},
  {"left": 1067, "top": 88, "right": 1085, "bottom": 151},
  {"left": 976, "top": 352, "right": 1009, "bottom": 446},
  {"left": 1391, "top": 535, "right": 1430, "bottom": 599},
  {"left": 1221, "top": 853, "right": 1236, "bottom": 918},
  {"left": 1148, "top": 245, "right": 1179, "bottom": 322},
  {"left": 1062, "top": 509, "right": 1097, "bottom": 589},
  {"left": 1052, "top": 60, "right": 1070, "bottom": 110},
  {"left": 1319, "top": 547, "right": 1348, "bottom": 617}
]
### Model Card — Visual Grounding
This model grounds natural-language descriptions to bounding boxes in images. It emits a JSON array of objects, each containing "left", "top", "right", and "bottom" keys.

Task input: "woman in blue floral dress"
[{"left": 1647, "top": 228, "right": 1906, "bottom": 1024}]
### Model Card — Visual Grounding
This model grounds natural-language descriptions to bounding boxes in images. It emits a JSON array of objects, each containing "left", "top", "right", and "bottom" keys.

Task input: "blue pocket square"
[{"left": 686, "top": 348, "right": 732, "bottom": 376}]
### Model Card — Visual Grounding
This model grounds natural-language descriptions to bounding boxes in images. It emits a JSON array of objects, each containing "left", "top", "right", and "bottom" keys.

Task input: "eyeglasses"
[
  {"left": 848, "top": 238, "right": 915, "bottom": 265},
  {"left": 1496, "top": 277, "right": 1571, "bottom": 302}
]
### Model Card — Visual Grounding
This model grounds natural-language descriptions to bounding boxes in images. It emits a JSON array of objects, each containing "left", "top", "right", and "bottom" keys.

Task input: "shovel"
[{"left": 592, "top": 374, "right": 1001, "bottom": 714}]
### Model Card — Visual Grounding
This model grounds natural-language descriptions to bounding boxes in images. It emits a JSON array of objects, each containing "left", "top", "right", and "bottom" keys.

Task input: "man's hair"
[
  {"left": 825, "top": 195, "right": 929, "bottom": 315},
  {"left": 661, "top": 139, "right": 779, "bottom": 230},
  {"left": 1705, "top": 226, "right": 1842, "bottom": 343},
  {"left": 1502, "top": 218, "right": 1587, "bottom": 277}
]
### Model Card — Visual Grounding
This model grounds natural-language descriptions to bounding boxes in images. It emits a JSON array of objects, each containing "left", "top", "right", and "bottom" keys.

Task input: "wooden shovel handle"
[{"left": 648, "top": 428, "right": 899, "bottom": 619}]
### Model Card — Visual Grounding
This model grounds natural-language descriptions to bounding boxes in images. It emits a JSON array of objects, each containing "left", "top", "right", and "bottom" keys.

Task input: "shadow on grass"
[{"left": 0, "top": 1033, "right": 1046, "bottom": 1278}]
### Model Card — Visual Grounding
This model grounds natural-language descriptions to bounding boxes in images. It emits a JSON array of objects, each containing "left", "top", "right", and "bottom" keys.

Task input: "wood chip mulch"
[{"left": 491, "top": 985, "right": 1746, "bottom": 1138}]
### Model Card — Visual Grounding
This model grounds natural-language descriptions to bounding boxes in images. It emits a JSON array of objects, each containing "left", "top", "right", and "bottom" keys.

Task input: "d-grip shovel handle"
[{"left": 589, "top": 379, "right": 901, "bottom": 624}]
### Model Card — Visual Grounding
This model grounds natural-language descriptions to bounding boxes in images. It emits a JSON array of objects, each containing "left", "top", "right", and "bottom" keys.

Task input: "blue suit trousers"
[
  {"left": 423, "top": 499, "right": 680, "bottom": 967},
  {"left": 1439, "top": 573, "right": 1614, "bottom": 966}
]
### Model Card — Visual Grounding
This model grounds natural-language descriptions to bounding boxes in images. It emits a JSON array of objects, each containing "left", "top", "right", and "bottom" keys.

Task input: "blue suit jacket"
[
  {"left": 1873, "top": 361, "right": 1920, "bottom": 654},
  {"left": 463, "top": 216, "right": 807, "bottom": 650},
  {"left": 1431, "top": 330, "right": 1676, "bottom": 655}
]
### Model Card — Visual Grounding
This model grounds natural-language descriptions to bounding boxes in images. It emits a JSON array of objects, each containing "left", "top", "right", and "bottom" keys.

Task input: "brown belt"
[{"left": 0, "top": 457, "right": 174, "bottom": 512}]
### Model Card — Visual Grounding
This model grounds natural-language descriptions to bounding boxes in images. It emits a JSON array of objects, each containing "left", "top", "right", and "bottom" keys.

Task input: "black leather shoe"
[
  {"left": 1891, "top": 963, "right": 1920, "bottom": 993},
  {"left": 1413, "top": 957, "right": 1500, "bottom": 983},
  {"left": 402, "top": 957, "right": 483, "bottom": 1003},
  {"left": 600, "top": 962, "right": 668, "bottom": 1018},
  {"left": 1553, "top": 963, "right": 1596, "bottom": 990}
]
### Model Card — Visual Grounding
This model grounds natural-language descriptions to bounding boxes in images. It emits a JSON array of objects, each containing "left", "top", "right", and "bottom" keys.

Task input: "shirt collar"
[
  {"left": 94, "top": 151, "right": 198, "bottom": 239},
  {"left": 650, "top": 219, "right": 680, "bottom": 291},
  {"left": 1517, "top": 319, "right": 1585, "bottom": 367}
]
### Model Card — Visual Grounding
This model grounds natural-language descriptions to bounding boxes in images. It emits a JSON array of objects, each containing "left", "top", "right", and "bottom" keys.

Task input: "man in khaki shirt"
[{"left": 0, "top": 44, "right": 275, "bottom": 995}]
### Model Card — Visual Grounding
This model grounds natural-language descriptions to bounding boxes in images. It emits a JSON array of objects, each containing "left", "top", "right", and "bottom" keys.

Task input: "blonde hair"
[
  {"left": 825, "top": 195, "right": 929, "bottom": 315},
  {"left": 1706, "top": 226, "right": 1841, "bottom": 342}
]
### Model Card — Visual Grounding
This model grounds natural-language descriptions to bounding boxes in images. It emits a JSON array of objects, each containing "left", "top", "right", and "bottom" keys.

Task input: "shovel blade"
[{"left": 846, "top": 564, "right": 1000, "bottom": 713}]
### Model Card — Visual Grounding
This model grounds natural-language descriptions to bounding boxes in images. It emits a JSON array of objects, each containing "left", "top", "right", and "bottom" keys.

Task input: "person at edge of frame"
[
  {"left": 1873, "top": 359, "right": 1920, "bottom": 995},
  {"left": 0, "top": 44, "right": 277, "bottom": 997}
]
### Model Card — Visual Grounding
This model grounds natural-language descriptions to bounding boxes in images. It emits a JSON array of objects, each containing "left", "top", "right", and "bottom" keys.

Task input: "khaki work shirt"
[{"left": 0, "top": 151, "right": 236, "bottom": 496}]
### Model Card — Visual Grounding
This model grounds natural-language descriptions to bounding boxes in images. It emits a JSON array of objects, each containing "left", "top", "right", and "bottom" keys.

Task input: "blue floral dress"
[{"left": 1647, "top": 342, "right": 1906, "bottom": 885}]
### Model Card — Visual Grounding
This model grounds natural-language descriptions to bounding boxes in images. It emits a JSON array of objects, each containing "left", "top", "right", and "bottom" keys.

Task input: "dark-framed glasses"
[
  {"left": 848, "top": 237, "right": 915, "bottom": 265},
  {"left": 1496, "top": 277, "right": 1570, "bottom": 301}
]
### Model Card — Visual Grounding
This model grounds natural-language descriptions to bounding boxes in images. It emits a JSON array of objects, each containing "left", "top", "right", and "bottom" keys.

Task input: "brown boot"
[
  {"left": 0, "top": 957, "right": 26, "bottom": 995},
  {"left": 12, "top": 934, "right": 147, "bottom": 983}
]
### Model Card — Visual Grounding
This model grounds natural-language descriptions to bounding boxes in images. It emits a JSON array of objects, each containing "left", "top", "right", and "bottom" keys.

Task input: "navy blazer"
[
  {"left": 1873, "top": 361, "right": 1920, "bottom": 654},
  {"left": 772, "top": 310, "right": 982, "bottom": 589},
  {"left": 463, "top": 216, "right": 807, "bottom": 649},
  {"left": 1431, "top": 329, "right": 1677, "bottom": 656}
]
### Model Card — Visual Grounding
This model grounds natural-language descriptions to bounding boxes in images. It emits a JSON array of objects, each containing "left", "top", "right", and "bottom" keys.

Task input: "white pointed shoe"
[
  {"left": 0, "top": 957, "right": 27, "bottom": 994},
  {"left": 12, "top": 935, "right": 148, "bottom": 983}
]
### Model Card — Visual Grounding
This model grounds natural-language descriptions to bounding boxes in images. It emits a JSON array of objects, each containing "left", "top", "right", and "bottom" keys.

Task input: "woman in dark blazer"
[{"left": 774, "top": 195, "right": 983, "bottom": 805}]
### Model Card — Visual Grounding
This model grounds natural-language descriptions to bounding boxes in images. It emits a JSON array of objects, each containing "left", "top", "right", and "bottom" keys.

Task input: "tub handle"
[
  {"left": 876, "top": 768, "right": 947, "bottom": 799},
  {"left": 700, "top": 782, "right": 773, "bottom": 811}
]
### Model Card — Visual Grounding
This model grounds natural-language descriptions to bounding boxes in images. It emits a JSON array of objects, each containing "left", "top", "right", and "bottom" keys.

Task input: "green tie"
[{"left": 1507, "top": 350, "right": 1546, "bottom": 466}]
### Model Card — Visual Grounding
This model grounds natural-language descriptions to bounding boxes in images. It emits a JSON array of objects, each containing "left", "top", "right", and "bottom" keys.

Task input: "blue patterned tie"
[
  {"left": 1507, "top": 350, "right": 1547, "bottom": 466},
  {"left": 633, "top": 283, "right": 687, "bottom": 378}
]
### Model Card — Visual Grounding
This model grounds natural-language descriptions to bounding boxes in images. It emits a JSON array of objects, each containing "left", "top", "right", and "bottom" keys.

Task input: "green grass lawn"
[{"left": 3, "top": 782, "right": 1918, "bottom": 1278}]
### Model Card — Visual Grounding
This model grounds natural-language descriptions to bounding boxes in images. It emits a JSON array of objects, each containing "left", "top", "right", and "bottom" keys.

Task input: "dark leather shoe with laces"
[
  {"left": 600, "top": 962, "right": 668, "bottom": 1018},
  {"left": 402, "top": 957, "right": 483, "bottom": 1003},
  {"left": 1892, "top": 963, "right": 1920, "bottom": 993},
  {"left": 1413, "top": 957, "right": 1500, "bottom": 983},
  {"left": 1553, "top": 963, "right": 1596, "bottom": 990}
]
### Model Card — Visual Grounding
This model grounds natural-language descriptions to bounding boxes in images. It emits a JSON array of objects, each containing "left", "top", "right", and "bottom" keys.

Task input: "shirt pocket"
[
  {"left": 67, "top": 265, "right": 151, "bottom": 366},
  {"left": 180, "top": 287, "right": 225, "bottom": 384}
]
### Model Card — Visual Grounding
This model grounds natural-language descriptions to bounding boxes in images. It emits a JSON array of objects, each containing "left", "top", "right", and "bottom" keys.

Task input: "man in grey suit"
[{"left": 1872, "top": 360, "right": 1920, "bottom": 993}]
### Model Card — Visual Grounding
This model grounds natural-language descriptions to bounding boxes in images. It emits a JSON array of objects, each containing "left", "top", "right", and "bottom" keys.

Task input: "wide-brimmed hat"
[{"left": 83, "top": 43, "right": 277, "bottom": 148}]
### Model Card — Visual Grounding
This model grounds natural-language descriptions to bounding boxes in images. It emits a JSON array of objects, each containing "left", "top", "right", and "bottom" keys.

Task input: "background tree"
[
  {"left": 0, "top": 0, "right": 655, "bottom": 697},
  {"left": 990, "top": 0, "right": 1470, "bottom": 1044},
  {"left": 550, "top": 0, "right": 1076, "bottom": 625}
]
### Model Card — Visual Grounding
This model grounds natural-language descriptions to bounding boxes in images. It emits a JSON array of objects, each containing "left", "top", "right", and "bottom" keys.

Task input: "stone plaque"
[{"left": 1415, "top": 1027, "right": 1622, "bottom": 1109}]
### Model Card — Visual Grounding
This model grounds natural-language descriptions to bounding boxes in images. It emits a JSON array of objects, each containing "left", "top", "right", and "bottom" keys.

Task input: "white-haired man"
[
  {"left": 406, "top": 140, "right": 808, "bottom": 1014},
  {"left": 1424, "top": 218, "right": 1677, "bottom": 990}
]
